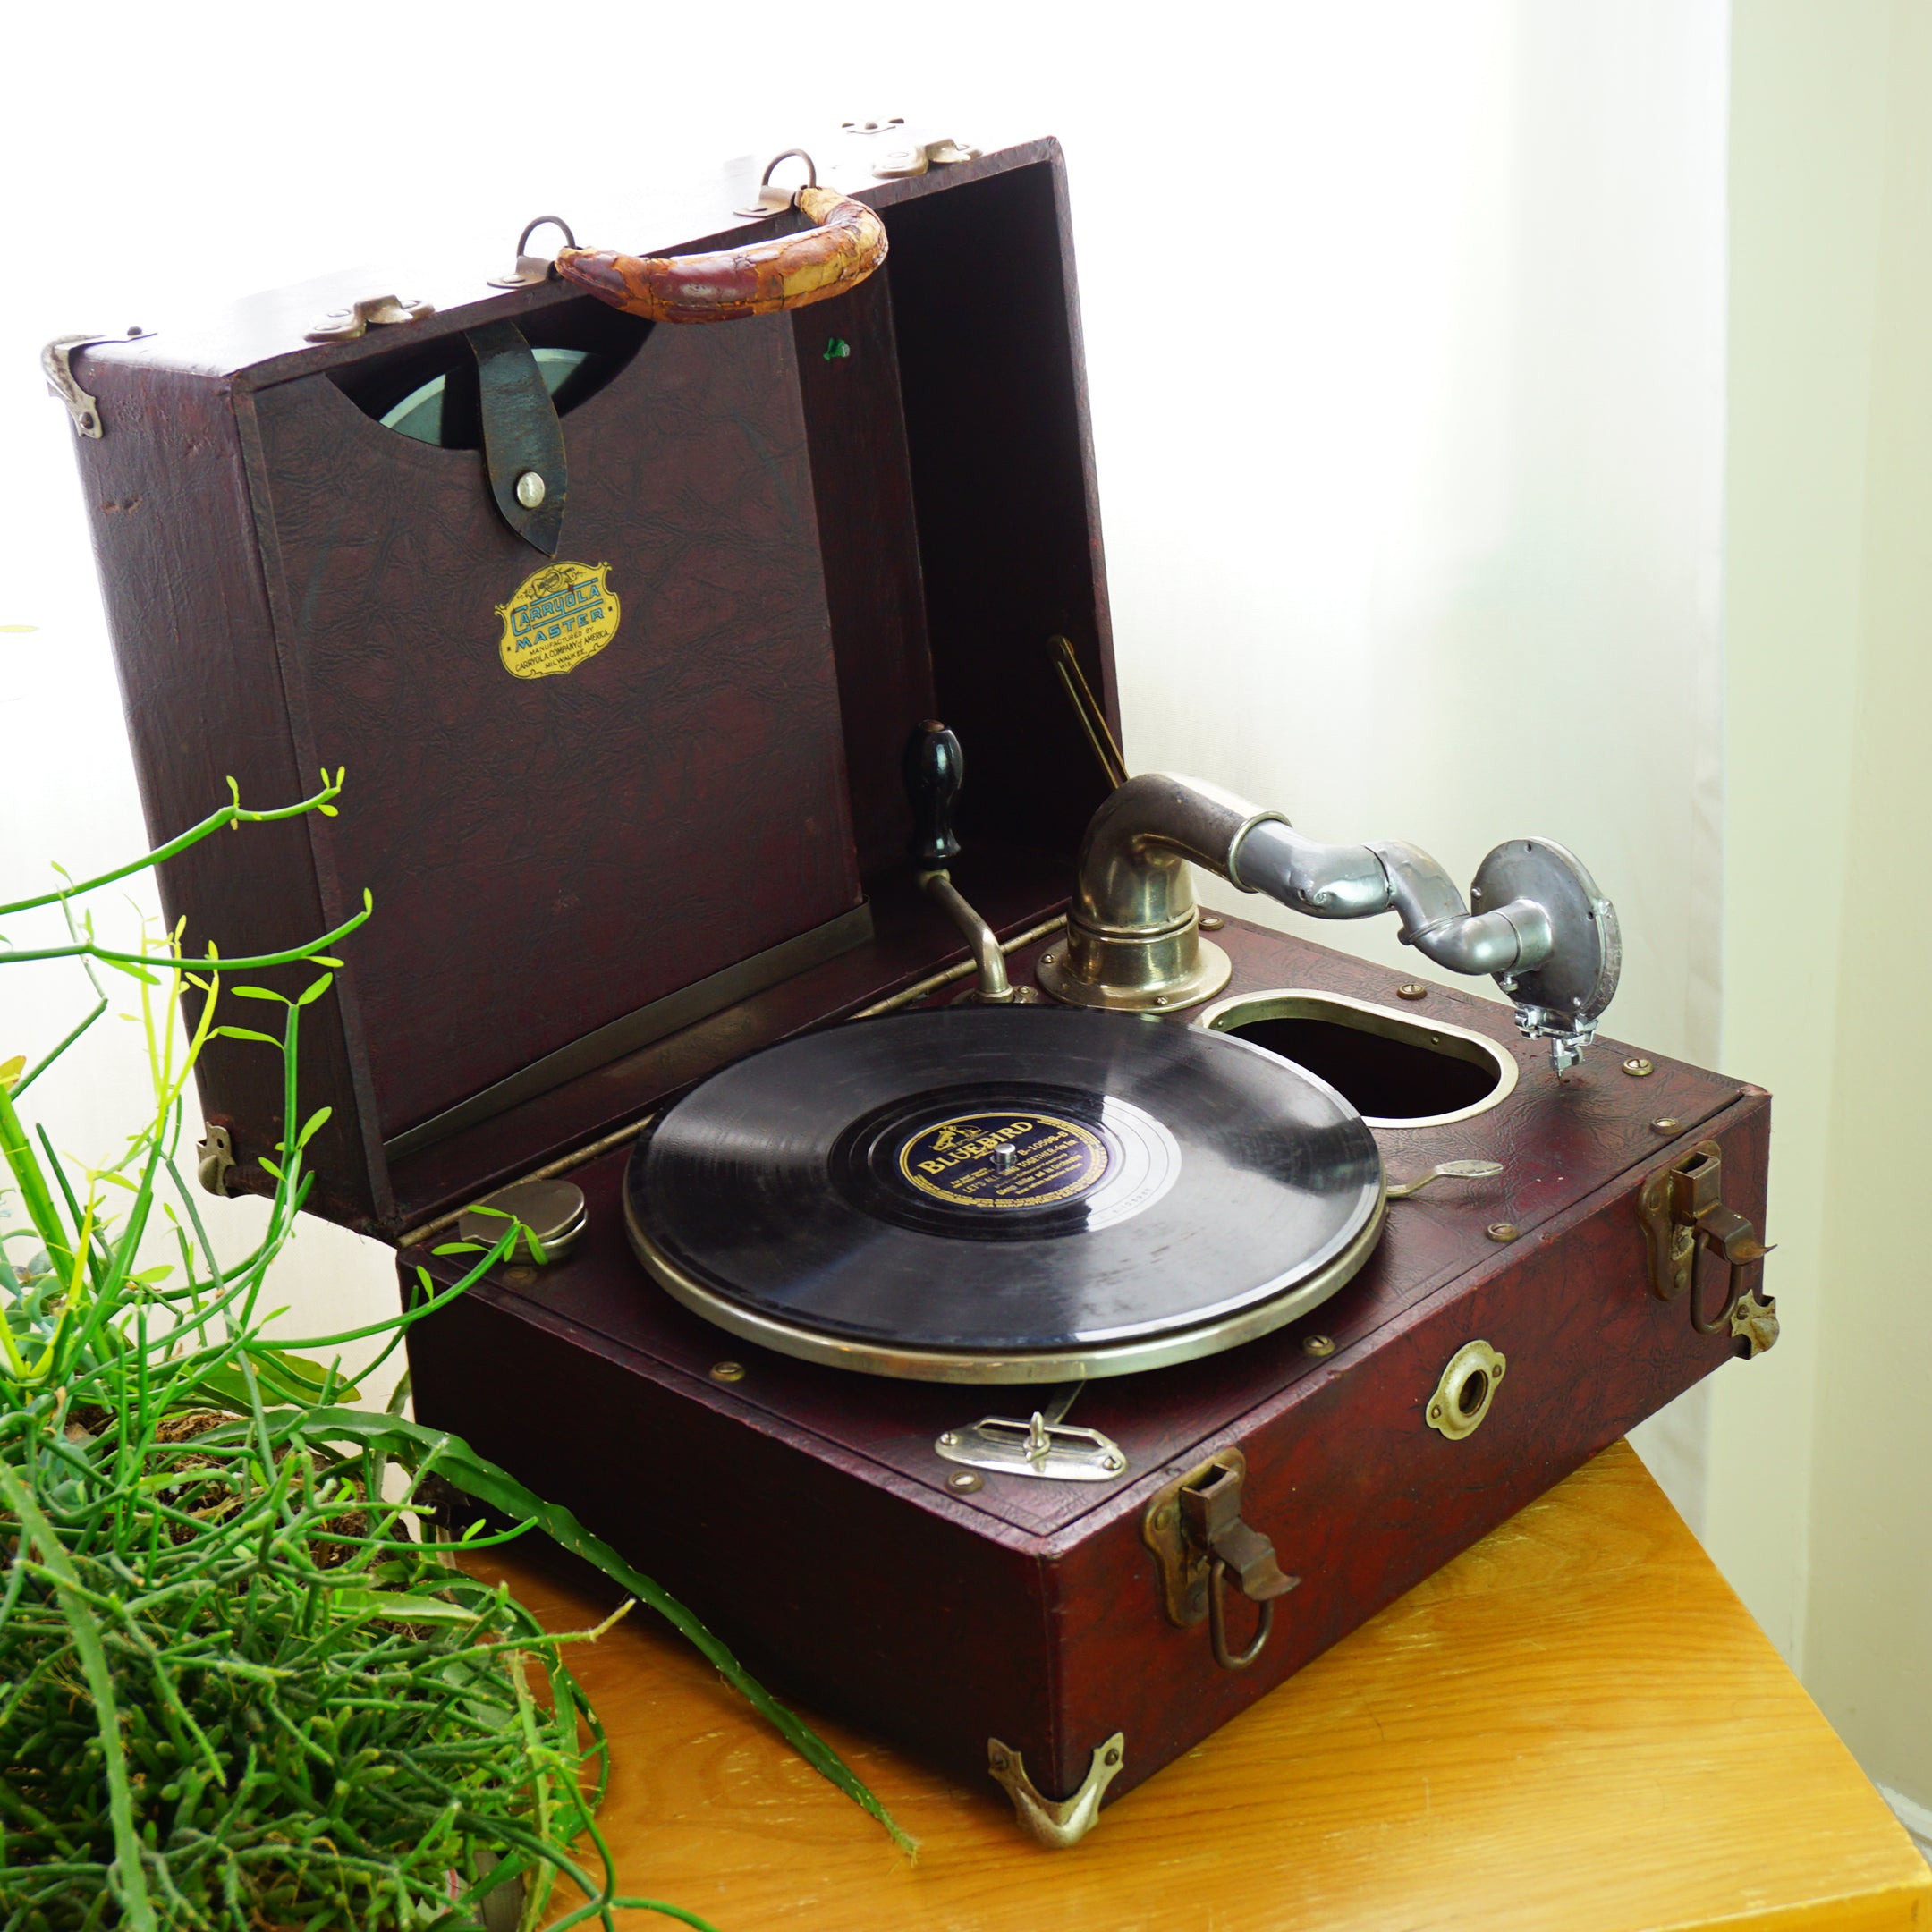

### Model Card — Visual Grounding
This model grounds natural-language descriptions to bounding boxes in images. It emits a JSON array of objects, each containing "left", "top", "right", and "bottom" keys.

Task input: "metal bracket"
[
  {"left": 196, "top": 1124, "right": 236, "bottom": 1198},
  {"left": 487, "top": 216, "right": 578, "bottom": 290},
  {"left": 1638, "top": 1140, "right": 1776, "bottom": 1349},
  {"left": 41, "top": 329, "right": 155, "bottom": 437},
  {"left": 987, "top": 1733, "right": 1124, "bottom": 1849},
  {"left": 304, "top": 293, "right": 436, "bottom": 344},
  {"left": 1141, "top": 1448, "right": 1298, "bottom": 1671},
  {"left": 936, "top": 1411, "right": 1126, "bottom": 1482},
  {"left": 733, "top": 148, "right": 818, "bottom": 218}
]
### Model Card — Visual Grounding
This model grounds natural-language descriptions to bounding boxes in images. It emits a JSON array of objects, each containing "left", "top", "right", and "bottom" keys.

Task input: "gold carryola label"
[{"left": 496, "top": 560, "right": 620, "bottom": 679}]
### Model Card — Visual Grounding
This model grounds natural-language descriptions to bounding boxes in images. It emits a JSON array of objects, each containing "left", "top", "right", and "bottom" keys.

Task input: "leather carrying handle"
[{"left": 555, "top": 186, "right": 886, "bottom": 325}]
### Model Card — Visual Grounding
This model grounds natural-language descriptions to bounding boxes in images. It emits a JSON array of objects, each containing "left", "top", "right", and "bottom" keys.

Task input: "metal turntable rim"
[{"left": 624, "top": 1185, "right": 1386, "bottom": 1385}]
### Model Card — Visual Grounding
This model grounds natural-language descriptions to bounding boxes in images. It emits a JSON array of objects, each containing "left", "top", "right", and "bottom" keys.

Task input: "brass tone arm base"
[{"left": 1036, "top": 929, "right": 1232, "bottom": 1012}]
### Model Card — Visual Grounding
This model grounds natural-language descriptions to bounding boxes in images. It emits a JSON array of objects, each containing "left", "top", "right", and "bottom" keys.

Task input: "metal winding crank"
[{"left": 903, "top": 720, "right": 1044, "bottom": 1004}]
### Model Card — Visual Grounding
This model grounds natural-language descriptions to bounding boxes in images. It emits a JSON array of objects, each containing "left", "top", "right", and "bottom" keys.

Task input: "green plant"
[{"left": 0, "top": 777, "right": 905, "bottom": 1931}]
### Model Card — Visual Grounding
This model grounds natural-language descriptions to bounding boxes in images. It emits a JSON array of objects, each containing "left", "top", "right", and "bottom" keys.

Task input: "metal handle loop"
[
  {"left": 759, "top": 148, "right": 818, "bottom": 192},
  {"left": 515, "top": 215, "right": 578, "bottom": 256},
  {"left": 1208, "top": 1558, "right": 1274, "bottom": 1672}
]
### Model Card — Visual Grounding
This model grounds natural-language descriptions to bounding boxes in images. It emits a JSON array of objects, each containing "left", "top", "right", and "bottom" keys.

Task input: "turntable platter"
[{"left": 623, "top": 1004, "right": 1384, "bottom": 1382}]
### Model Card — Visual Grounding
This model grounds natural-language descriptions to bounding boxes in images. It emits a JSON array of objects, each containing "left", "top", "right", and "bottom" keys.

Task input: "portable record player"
[{"left": 58, "top": 127, "right": 1775, "bottom": 1845}]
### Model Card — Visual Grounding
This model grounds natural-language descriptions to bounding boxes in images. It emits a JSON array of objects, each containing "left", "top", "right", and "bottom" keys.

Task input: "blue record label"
[{"left": 897, "top": 1110, "right": 1111, "bottom": 1210}]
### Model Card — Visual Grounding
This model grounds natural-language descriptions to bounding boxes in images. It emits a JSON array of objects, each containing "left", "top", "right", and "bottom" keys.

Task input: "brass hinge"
[
  {"left": 1141, "top": 1449, "right": 1299, "bottom": 1672},
  {"left": 1637, "top": 1139, "right": 1777, "bottom": 1354}
]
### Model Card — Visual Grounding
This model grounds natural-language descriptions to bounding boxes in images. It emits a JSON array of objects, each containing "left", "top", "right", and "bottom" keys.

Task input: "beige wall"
[
  {"left": 1714, "top": 0, "right": 1932, "bottom": 1806},
  {"left": 1801, "top": 0, "right": 1932, "bottom": 1806}
]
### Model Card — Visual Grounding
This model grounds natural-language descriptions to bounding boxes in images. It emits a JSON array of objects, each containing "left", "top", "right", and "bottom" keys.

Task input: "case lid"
[{"left": 71, "top": 131, "right": 1118, "bottom": 1234}]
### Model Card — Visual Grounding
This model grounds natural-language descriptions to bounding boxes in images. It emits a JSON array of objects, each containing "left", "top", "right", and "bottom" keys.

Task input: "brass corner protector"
[{"left": 987, "top": 1733, "right": 1124, "bottom": 1849}]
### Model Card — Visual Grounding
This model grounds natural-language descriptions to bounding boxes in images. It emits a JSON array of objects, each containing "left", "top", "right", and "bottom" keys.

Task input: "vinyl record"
[{"left": 623, "top": 1004, "right": 1385, "bottom": 1382}]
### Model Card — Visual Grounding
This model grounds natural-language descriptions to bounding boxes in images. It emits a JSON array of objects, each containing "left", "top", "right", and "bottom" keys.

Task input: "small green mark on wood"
[{"left": 824, "top": 336, "right": 852, "bottom": 362}]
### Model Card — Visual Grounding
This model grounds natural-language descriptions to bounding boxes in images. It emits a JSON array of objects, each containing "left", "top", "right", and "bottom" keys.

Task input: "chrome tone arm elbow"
[
  {"left": 1365, "top": 840, "right": 1554, "bottom": 979},
  {"left": 1038, "top": 774, "right": 1620, "bottom": 1072}
]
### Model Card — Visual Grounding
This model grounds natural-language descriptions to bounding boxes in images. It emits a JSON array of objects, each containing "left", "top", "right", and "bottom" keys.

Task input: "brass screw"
[
  {"left": 1623, "top": 1058, "right": 1655, "bottom": 1078},
  {"left": 709, "top": 1360, "right": 746, "bottom": 1384},
  {"left": 1649, "top": 1118, "right": 1681, "bottom": 1135},
  {"left": 1486, "top": 1222, "right": 1521, "bottom": 1242},
  {"left": 1301, "top": 1334, "right": 1336, "bottom": 1358},
  {"left": 1396, "top": 982, "right": 1428, "bottom": 1001},
  {"left": 1155, "top": 996, "right": 1170, "bottom": 1006},
  {"left": 946, "top": 1470, "right": 983, "bottom": 1495},
  {"left": 1151, "top": 1504, "right": 1175, "bottom": 1530},
  {"left": 1104, "top": 1745, "right": 1122, "bottom": 1766},
  {"left": 1042, "top": 951, "right": 1057, "bottom": 966},
  {"left": 1199, "top": 914, "right": 1225, "bottom": 932},
  {"left": 937, "top": 1431, "right": 960, "bottom": 1446},
  {"left": 502, "top": 1265, "right": 538, "bottom": 1289}
]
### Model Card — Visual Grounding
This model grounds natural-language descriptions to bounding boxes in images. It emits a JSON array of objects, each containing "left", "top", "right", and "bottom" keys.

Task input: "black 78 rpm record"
[{"left": 623, "top": 1004, "right": 1385, "bottom": 1383}]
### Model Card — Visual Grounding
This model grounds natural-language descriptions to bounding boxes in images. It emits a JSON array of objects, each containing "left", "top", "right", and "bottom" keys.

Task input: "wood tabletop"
[{"left": 472, "top": 1442, "right": 1930, "bottom": 1932}]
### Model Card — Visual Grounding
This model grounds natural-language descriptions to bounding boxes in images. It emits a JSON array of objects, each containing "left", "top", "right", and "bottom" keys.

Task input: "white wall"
[
  {"left": 1717, "top": 0, "right": 1932, "bottom": 1814},
  {"left": 3, "top": 4, "right": 1733, "bottom": 1605}
]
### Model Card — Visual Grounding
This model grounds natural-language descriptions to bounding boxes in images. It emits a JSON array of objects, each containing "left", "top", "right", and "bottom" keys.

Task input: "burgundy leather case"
[{"left": 66, "top": 133, "right": 1772, "bottom": 1826}]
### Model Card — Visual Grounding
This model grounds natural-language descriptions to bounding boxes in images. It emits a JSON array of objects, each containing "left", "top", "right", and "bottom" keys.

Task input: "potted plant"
[{"left": 0, "top": 776, "right": 904, "bottom": 1930}]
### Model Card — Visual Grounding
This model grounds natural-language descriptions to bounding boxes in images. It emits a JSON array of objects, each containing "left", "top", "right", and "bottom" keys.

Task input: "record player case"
[{"left": 62, "top": 131, "right": 1774, "bottom": 1842}]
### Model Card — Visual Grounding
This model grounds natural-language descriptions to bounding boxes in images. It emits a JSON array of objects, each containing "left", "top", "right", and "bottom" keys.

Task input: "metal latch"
[
  {"left": 1141, "top": 1448, "right": 1298, "bottom": 1672},
  {"left": 1638, "top": 1139, "right": 1778, "bottom": 1354},
  {"left": 936, "top": 1407, "right": 1125, "bottom": 1483},
  {"left": 869, "top": 135, "right": 980, "bottom": 179},
  {"left": 305, "top": 293, "right": 436, "bottom": 343}
]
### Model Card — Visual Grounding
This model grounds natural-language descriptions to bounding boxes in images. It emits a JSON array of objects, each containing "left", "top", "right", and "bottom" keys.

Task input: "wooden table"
[{"left": 475, "top": 1443, "right": 1930, "bottom": 1932}]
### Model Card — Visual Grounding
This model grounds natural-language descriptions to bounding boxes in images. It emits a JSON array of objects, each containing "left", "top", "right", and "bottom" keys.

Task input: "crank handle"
[{"left": 902, "top": 720, "right": 1040, "bottom": 1004}]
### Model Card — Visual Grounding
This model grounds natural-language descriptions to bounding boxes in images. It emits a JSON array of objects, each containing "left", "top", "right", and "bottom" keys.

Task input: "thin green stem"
[{"left": 0, "top": 773, "right": 346, "bottom": 919}]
